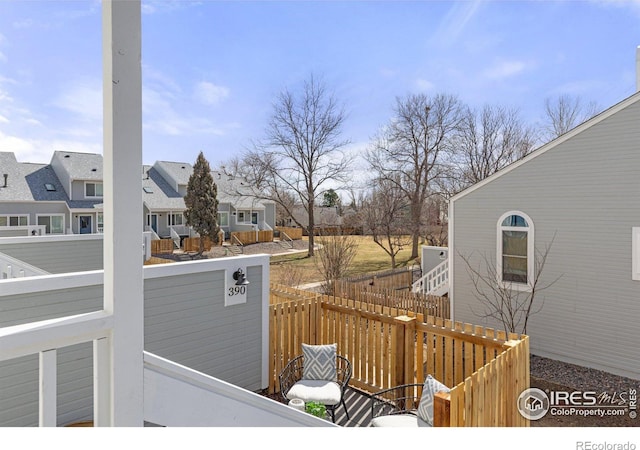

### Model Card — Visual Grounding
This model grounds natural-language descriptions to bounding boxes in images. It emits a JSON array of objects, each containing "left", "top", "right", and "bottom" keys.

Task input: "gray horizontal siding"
[
  {"left": 0, "top": 264, "right": 264, "bottom": 426},
  {"left": 0, "top": 239, "right": 103, "bottom": 274},
  {"left": 452, "top": 97, "right": 640, "bottom": 379},
  {"left": 144, "top": 266, "right": 263, "bottom": 391}
]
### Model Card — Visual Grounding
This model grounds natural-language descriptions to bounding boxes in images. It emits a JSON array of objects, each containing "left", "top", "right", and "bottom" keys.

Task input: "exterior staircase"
[
  {"left": 412, "top": 259, "right": 449, "bottom": 296},
  {"left": 275, "top": 231, "right": 294, "bottom": 250}
]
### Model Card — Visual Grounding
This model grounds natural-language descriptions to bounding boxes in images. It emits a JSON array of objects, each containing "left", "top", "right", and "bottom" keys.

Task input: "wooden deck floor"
[{"left": 333, "top": 387, "right": 373, "bottom": 427}]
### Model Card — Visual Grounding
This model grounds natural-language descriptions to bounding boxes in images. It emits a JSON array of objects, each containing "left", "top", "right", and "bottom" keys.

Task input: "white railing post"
[
  {"left": 94, "top": 337, "right": 112, "bottom": 426},
  {"left": 39, "top": 349, "right": 57, "bottom": 427},
  {"left": 103, "top": 0, "right": 144, "bottom": 426}
]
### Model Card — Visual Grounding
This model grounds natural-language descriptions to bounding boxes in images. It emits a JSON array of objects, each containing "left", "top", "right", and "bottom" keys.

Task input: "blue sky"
[{"left": 0, "top": 0, "right": 639, "bottom": 172}]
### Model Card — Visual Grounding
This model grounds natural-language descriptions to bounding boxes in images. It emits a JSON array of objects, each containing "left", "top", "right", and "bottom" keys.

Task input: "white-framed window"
[
  {"left": 237, "top": 210, "right": 257, "bottom": 224},
  {"left": 37, "top": 214, "right": 65, "bottom": 234},
  {"left": 0, "top": 215, "right": 28, "bottom": 227},
  {"left": 97, "top": 213, "right": 104, "bottom": 233},
  {"left": 167, "top": 212, "right": 183, "bottom": 226},
  {"left": 85, "top": 182, "right": 103, "bottom": 198},
  {"left": 218, "top": 211, "right": 229, "bottom": 227},
  {"left": 497, "top": 211, "right": 534, "bottom": 291},
  {"left": 633, "top": 227, "right": 640, "bottom": 281}
]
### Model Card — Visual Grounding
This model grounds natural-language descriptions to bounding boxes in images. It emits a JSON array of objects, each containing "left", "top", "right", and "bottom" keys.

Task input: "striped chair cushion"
[
  {"left": 417, "top": 374, "right": 450, "bottom": 426},
  {"left": 302, "top": 343, "right": 337, "bottom": 381}
]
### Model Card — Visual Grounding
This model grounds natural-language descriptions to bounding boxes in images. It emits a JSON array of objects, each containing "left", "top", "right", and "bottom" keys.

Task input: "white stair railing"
[
  {"left": 169, "top": 227, "right": 181, "bottom": 249},
  {"left": 412, "top": 259, "right": 449, "bottom": 296},
  {"left": 145, "top": 226, "right": 160, "bottom": 241}
]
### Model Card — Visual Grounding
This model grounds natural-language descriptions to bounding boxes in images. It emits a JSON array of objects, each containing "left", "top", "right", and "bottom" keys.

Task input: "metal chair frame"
[
  {"left": 370, "top": 383, "right": 423, "bottom": 420},
  {"left": 278, "top": 354, "right": 352, "bottom": 423}
]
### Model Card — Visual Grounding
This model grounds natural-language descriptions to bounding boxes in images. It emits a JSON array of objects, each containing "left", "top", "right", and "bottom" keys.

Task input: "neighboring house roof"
[
  {"left": 154, "top": 161, "right": 193, "bottom": 186},
  {"left": 451, "top": 90, "right": 640, "bottom": 203},
  {"left": 51, "top": 150, "right": 104, "bottom": 181},
  {"left": 0, "top": 152, "right": 68, "bottom": 203},
  {"left": 142, "top": 166, "right": 185, "bottom": 211},
  {"left": 287, "top": 205, "right": 342, "bottom": 227},
  {"left": 213, "top": 171, "right": 270, "bottom": 210}
]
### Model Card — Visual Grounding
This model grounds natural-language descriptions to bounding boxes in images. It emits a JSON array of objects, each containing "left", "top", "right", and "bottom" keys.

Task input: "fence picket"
[{"left": 268, "top": 284, "right": 529, "bottom": 427}]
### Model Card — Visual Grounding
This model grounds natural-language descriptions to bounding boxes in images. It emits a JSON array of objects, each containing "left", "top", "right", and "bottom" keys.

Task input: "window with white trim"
[
  {"left": 37, "top": 215, "right": 64, "bottom": 234},
  {"left": 167, "top": 213, "right": 183, "bottom": 226},
  {"left": 633, "top": 227, "right": 640, "bottom": 281},
  {"left": 85, "top": 182, "right": 103, "bottom": 198},
  {"left": 218, "top": 212, "right": 229, "bottom": 227},
  {"left": 97, "top": 213, "right": 104, "bottom": 233},
  {"left": 0, "top": 215, "right": 28, "bottom": 227},
  {"left": 497, "top": 211, "right": 534, "bottom": 289}
]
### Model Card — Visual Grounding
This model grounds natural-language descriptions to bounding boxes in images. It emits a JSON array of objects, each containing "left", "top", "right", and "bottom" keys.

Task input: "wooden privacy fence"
[
  {"left": 268, "top": 284, "right": 529, "bottom": 427},
  {"left": 334, "top": 281, "right": 450, "bottom": 320},
  {"left": 276, "top": 227, "right": 303, "bottom": 240},
  {"left": 182, "top": 236, "right": 217, "bottom": 252},
  {"left": 231, "top": 230, "right": 274, "bottom": 245},
  {"left": 151, "top": 239, "right": 173, "bottom": 254},
  {"left": 338, "top": 267, "right": 416, "bottom": 291}
]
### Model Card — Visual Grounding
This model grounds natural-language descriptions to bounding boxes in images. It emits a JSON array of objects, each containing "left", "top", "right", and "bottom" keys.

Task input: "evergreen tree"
[{"left": 184, "top": 151, "right": 219, "bottom": 256}]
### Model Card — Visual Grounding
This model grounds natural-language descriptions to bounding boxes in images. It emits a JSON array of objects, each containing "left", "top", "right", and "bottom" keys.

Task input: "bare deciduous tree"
[
  {"left": 459, "top": 235, "right": 560, "bottom": 335},
  {"left": 366, "top": 93, "right": 464, "bottom": 259},
  {"left": 315, "top": 232, "right": 358, "bottom": 295},
  {"left": 542, "top": 94, "right": 600, "bottom": 140},
  {"left": 235, "top": 75, "right": 352, "bottom": 257},
  {"left": 456, "top": 104, "right": 537, "bottom": 187},
  {"left": 362, "top": 178, "right": 412, "bottom": 268}
]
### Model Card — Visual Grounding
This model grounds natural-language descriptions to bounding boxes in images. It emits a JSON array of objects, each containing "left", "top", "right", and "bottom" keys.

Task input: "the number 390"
[{"left": 228, "top": 286, "right": 246, "bottom": 296}]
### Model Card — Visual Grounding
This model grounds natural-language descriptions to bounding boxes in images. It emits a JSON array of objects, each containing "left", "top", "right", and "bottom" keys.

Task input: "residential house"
[
  {"left": 0, "top": 152, "right": 276, "bottom": 241},
  {"left": 282, "top": 205, "right": 342, "bottom": 233},
  {"left": 0, "top": 152, "right": 70, "bottom": 236},
  {"left": 417, "top": 83, "right": 640, "bottom": 379},
  {"left": 0, "top": 1, "right": 322, "bottom": 428}
]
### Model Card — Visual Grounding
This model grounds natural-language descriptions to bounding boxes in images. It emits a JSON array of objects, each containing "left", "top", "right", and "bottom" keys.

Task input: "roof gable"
[
  {"left": 450, "top": 91, "right": 640, "bottom": 203},
  {"left": 51, "top": 151, "right": 103, "bottom": 181}
]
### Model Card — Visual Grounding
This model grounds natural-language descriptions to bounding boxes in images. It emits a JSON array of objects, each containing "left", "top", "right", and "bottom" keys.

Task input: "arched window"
[{"left": 497, "top": 211, "right": 534, "bottom": 289}]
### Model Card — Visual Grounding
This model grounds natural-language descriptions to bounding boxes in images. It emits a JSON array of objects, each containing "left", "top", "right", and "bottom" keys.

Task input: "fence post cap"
[{"left": 394, "top": 315, "right": 416, "bottom": 323}]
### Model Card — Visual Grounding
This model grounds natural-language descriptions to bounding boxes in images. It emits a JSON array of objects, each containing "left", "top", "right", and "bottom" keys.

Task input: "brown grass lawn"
[{"left": 270, "top": 235, "right": 419, "bottom": 285}]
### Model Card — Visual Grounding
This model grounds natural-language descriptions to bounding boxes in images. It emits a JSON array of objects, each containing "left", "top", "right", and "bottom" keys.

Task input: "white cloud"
[
  {"left": 432, "top": 0, "right": 483, "bottom": 47},
  {"left": 415, "top": 78, "right": 435, "bottom": 92},
  {"left": 482, "top": 60, "right": 531, "bottom": 81},
  {"left": 52, "top": 81, "right": 102, "bottom": 121},
  {"left": 0, "top": 115, "right": 8, "bottom": 124},
  {"left": 194, "top": 81, "right": 230, "bottom": 106},
  {"left": 141, "top": 0, "right": 203, "bottom": 15},
  {"left": 143, "top": 85, "right": 231, "bottom": 137}
]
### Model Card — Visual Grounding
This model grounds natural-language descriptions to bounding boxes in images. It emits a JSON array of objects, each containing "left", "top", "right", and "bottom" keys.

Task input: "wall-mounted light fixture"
[{"left": 233, "top": 268, "right": 250, "bottom": 286}]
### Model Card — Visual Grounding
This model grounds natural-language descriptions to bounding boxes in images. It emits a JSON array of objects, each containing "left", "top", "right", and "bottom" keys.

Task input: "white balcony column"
[
  {"left": 102, "top": 0, "right": 144, "bottom": 426},
  {"left": 39, "top": 349, "right": 57, "bottom": 427}
]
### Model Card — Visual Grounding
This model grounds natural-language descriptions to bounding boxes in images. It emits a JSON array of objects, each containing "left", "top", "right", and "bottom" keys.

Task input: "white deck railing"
[
  {"left": 143, "top": 352, "right": 332, "bottom": 427},
  {"left": 412, "top": 259, "right": 449, "bottom": 296},
  {"left": 0, "top": 251, "right": 50, "bottom": 279},
  {"left": 0, "top": 310, "right": 114, "bottom": 426}
]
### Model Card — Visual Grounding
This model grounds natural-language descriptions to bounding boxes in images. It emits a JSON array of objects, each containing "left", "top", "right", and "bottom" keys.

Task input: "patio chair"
[
  {"left": 370, "top": 375, "right": 450, "bottom": 427},
  {"left": 278, "top": 343, "right": 351, "bottom": 423}
]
